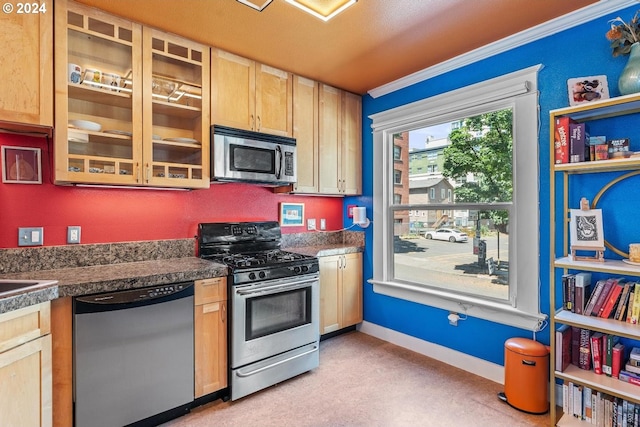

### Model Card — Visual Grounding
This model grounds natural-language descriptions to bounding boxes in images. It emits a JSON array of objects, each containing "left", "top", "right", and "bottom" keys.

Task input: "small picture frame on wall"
[
  {"left": 567, "top": 75, "right": 610, "bottom": 106},
  {"left": 1, "top": 146, "right": 42, "bottom": 184},
  {"left": 279, "top": 202, "right": 304, "bottom": 227}
]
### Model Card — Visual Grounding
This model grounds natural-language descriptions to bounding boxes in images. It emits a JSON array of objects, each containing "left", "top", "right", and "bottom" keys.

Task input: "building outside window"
[{"left": 369, "top": 66, "right": 545, "bottom": 330}]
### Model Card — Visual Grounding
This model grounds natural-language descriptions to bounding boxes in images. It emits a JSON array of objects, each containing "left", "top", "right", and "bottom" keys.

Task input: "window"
[
  {"left": 440, "top": 188, "right": 446, "bottom": 199},
  {"left": 369, "top": 65, "right": 545, "bottom": 331},
  {"left": 394, "top": 170, "right": 402, "bottom": 184},
  {"left": 394, "top": 145, "right": 402, "bottom": 161},
  {"left": 394, "top": 193, "right": 402, "bottom": 204}
]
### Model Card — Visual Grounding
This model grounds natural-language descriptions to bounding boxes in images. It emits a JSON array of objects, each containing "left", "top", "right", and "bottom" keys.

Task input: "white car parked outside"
[{"left": 424, "top": 228, "right": 468, "bottom": 243}]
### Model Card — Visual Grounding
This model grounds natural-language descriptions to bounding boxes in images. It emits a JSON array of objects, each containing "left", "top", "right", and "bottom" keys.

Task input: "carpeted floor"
[{"left": 163, "top": 331, "right": 550, "bottom": 427}]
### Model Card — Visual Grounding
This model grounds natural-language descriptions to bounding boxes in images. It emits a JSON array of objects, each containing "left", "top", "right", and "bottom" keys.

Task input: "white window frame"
[{"left": 368, "top": 65, "right": 546, "bottom": 331}]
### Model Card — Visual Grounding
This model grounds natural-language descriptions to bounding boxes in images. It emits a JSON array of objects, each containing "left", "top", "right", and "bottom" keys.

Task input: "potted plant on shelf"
[{"left": 606, "top": 11, "right": 640, "bottom": 95}]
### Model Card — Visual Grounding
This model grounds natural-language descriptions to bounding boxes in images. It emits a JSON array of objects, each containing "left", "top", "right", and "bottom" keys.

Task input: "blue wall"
[{"left": 346, "top": 5, "right": 638, "bottom": 366}]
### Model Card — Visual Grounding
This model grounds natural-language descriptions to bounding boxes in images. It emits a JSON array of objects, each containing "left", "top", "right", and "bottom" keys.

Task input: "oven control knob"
[
  {"left": 249, "top": 272, "right": 256, "bottom": 280},
  {"left": 293, "top": 266, "right": 301, "bottom": 274},
  {"left": 259, "top": 271, "right": 266, "bottom": 279},
  {"left": 302, "top": 265, "right": 308, "bottom": 272}
]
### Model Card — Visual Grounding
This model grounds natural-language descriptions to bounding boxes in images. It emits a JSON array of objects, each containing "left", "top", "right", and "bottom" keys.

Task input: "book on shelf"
[
  {"left": 554, "top": 116, "right": 575, "bottom": 164},
  {"left": 579, "top": 328, "right": 593, "bottom": 370},
  {"left": 627, "top": 290, "right": 636, "bottom": 323},
  {"left": 583, "top": 386, "right": 592, "bottom": 423},
  {"left": 571, "top": 326, "right": 581, "bottom": 366},
  {"left": 574, "top": 272, "right": 592, "bottom": 315},
  {"left": 619, "top": 370, "right": 640, "bottom": 386},
  {"left": 593, "top": 278, "right": 620, "bottom": 318},
  {"left": 603, "top": 334, "right": 620, "bottom": 376},
  {"left": 631, "top": 347, "right": 640, "bottom": 362},
  {"left": 624, "top": 363, "right": 640, "bottom": 375},
  {"left": 612, "top": 342, "right": 625, "bottom": 379},
  {"left": 572, "top": 383, "right": 583, "bottom": 419},
  {"left": 631, "top": 290, "right": 640, "bottom": 324},
  {"left": 555, "top": 324, "right": 572, "bottom": 372},
  {"left": 590, "top": 332, "right": 604, "bottom": 374},
  {"left": 584, "top": 279, "right": 607, "bottom": 316},
  {"left": 569, "top": 122, "right": 589, "bottom": 163},
  {"left": 615, "top": 282, "right": 634, "bottom": 321},
  {"left": 599, "top": 282, "right": 624, "bottom": 318},
  {"left": 562, "top": 273, "right": 574, "bottom": 312}
]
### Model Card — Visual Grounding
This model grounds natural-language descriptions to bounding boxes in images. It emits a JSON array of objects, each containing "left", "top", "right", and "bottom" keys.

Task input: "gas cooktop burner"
[{"left": 218, "top": 250, "right": 308, "bottom": 268}]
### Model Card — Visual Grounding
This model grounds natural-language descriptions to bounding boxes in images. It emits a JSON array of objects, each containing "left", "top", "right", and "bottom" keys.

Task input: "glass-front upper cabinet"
[
  {"left": 54, "top": 0, "right": 210, "bottom": 189},
  {"left": 142, "top": 27, "right": 210, "bottom": 188},
  {"left": 55, "top": 0, "right": 142, "bottom": 185}
]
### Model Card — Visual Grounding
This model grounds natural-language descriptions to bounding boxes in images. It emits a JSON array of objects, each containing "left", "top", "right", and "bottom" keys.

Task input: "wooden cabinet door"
[
  {"left": 255, "top": 64, "right": 292, "bottom": 136},
  {"left": 341, "top": 91, "right": 362, "bottom": 195},
  {"left": 341, "top": 253, "right": 363, "bottom": 328},
  {"left": 0, "top": 335, "right": 52, "bottom": 427},
  {"left": 194, "top": 300, "right": 228, "bottom": 398},
  {"left": 319, "top": 255, "right": 341, "bottom": 334},
  {"left": 292, "top": 76, "right": 318, "bottom": 193},
  {"left": 0, "top": 0, "right": 53, "bottom": 128},
  {"left": 318, "top": 84, "right": 342, "bottom": 194},
  {"left": 211, "top": 49, "right": 255, "bottom": 131}
]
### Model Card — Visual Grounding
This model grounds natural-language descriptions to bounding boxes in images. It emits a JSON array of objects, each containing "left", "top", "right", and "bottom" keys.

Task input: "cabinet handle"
[
  {"left": 135, "top": 163, "right": 140, "bottom": 182},
  {"left": 250, "top": 114, "right": 255, "bottom": 130},
  {"left": 222, "top": 302, "right": 226, "bottom": 323},
  {"left": 145, "top": 163, "right": 151, "bottom": 182},
  {"left": 257, "top": 116, "right": 261, "bottom": 131}
]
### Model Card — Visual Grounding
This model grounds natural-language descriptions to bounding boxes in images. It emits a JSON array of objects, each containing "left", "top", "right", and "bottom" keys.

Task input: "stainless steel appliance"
[
  {"left": 198, "top": 221, "right": 319, "bottom": 401},
  {"left": 211, "top": 125, "right": 297, "bottom": 185},
  {"left": 73, "top": 282, "right": 194, "bottom": 427}
]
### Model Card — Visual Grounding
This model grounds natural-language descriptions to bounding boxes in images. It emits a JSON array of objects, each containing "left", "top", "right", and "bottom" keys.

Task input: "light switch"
[{"left": 18, "top": 227, "right": 44, "bottom": 246}]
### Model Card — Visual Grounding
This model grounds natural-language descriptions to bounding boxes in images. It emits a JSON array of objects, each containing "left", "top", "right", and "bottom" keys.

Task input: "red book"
[
  {"left": 555, "top": 324, "right": 572, "bottom": 372},
  {"left": 612, "top": 343, "right": 625, "bottom": 379},
  {"left": 554, "top": 117, "right": 575, "bottom": 164},
  {"left": 584, "top": 280, "right": 606, "bottom": 316},
  {"left": 600, "top": 283, "right": 624, "bottom": 318},
  {"left": 591, "top": 279, "right": 616, "bottom": 317},
  {"left": 590, "top": 332, "right": 604, "bottom": 374}
]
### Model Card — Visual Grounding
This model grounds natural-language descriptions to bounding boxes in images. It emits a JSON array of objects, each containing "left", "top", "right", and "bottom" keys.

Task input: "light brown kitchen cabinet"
[
  {"left": 194, "top": 277, "right": 228, "bottom": 398},
  {"left": 211, "top": 48, "right": 292, "bottom": 136},
  {"left": 0, "top": 302, "right": 52, "bottom": 427},
  {"left": 0, "top": 0, "right": 53, "bottom": 132},
  {"left": 319, "top": 253, "right": 363, "bottom": 335},
  {"left": 54, "top": 0, "right": 210, "bottom": 188},
  {"left": 292, "top": 76, "right": 319, "bottom": 193},
  {"left": 294, "top": 83, "right": 362, "bottom": 195}
]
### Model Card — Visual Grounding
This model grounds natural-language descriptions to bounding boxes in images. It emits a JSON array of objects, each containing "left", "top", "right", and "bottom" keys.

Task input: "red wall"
[{"left": 0, "top": 133, "right": 343, "bottom": 248}]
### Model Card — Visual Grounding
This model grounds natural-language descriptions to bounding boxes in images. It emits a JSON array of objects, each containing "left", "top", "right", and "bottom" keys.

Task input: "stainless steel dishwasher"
[{"left": 74, "top": 282, "right": 194, "bottom": 427}]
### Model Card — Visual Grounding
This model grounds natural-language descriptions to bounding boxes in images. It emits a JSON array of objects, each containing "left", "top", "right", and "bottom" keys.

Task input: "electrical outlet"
[
  {"left": 448, "top": 312, "right": 460, "bottom": 326},
  {"left": 18, "top": 227, "right": 44, "bottom": 246},
  {"left": 67, "top": 226, "right": 81, "bottom": 244},
  {"left": 307, "top": 219, "right": 316, "bottom": 230},
  {"left": 320, "top": 219, "right": 326, "bottom": 230}
]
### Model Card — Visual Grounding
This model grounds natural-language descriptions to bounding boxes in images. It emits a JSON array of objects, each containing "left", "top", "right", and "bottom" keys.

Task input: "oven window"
[
  {"left": 230, "top": 144, "right": 275, "bottom": 173},
  {"left": 246, "top": 287, "right": 311, "bottom": 340}
]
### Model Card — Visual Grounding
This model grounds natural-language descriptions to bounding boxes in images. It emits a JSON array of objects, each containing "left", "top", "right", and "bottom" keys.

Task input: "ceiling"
[{"left": 74, "top": 0, "right": 598, "bottom": 95}]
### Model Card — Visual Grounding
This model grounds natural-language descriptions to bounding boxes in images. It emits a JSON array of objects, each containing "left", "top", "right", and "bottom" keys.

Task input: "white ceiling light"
[
  {"left": 236, "top": 0, "right": 274, "bottom": 12},
  {"left": 284, "top": 0, "right": 357, "bottom": 22}
]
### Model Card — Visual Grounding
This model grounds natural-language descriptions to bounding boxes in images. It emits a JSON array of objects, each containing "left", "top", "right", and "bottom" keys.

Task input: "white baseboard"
[{"left": 358, "top": 321, "right": 505, "bottom": 384}]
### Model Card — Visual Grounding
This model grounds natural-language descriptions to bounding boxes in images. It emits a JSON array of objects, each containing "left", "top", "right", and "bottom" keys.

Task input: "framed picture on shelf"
[
  {"left": 567, "top": 75, "right": 610, "bottom": 106},
  {"left": 1, "top": 146, "right": 42, "bottom": 184},
  {"left": 279, "top": 202, "right": 304, "bottom": 227},
  {"left": 569, "top": 208, "right": 604, "bottom": 248}
]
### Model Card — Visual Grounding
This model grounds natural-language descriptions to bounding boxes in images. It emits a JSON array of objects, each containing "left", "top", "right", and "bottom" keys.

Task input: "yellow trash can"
[{"left": 499, "top": 337, "right": 549, "bottom": 414}]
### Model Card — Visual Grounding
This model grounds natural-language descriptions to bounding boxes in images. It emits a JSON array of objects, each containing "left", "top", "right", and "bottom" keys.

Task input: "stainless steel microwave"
[{"left": 211, "top": 125, "right": 296, "bottom": 185}]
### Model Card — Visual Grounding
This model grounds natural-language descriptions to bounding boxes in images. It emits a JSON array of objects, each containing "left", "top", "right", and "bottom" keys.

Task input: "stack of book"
[
  {"left": 563, "top": 382, "right": 640, "bottom": 425},
  {"left": 555, "top": 326, "right": 625, "bottom": 377},
  {"left": 554, "top": 117, "right": 630, "bottom": 163}
]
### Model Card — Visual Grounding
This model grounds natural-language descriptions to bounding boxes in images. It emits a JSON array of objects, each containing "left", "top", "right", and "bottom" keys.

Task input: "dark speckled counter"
[
  {"left": 287, "top": 244, "right": 363, "bottom": 257},
  {"left": 0, "top": 239, "right": 227, "bottom": 314}
]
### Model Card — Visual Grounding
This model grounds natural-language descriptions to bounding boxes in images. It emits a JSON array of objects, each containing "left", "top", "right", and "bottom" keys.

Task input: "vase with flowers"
[{"left": 606, "top": 11, "right": 640, "bottom": 95}]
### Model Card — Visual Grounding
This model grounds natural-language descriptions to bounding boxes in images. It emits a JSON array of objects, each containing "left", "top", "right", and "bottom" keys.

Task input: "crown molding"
[{"left": 368, "top": 0, "right": 638, "bottom": 99}]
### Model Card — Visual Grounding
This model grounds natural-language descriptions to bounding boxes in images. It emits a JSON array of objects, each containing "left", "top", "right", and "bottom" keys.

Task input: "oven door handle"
[
  {"left": 235, "top": 345, "right": 319, "bottom": 378},
  {"left": 236, "top": 276, "right": 318, "bottom": 296},
  {"left": 275, "top": 145, "right": 283, "bottom": 179}
]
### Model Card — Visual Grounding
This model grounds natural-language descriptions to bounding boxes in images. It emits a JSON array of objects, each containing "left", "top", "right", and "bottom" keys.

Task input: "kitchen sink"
[{"left": 0, "top": 279, "right": 58, "bottom": 297}]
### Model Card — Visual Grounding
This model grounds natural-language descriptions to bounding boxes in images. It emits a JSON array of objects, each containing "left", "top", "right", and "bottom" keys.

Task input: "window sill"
[{"left": 369, "top": 279, "right": 547, "bottom": 331}]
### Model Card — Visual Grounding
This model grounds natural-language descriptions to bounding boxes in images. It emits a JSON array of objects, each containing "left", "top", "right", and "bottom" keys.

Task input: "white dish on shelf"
[
  {"left": 162, "top": 137, "right": 199, "bottom": 143},
  {"left": 152, "top": 134, "right": 161, "bottom": 140},
  {"left": 104, "top": 130, "right": 133, "bottom": 137},
  {"left": 69, "top": 120, "right": 102, "bottom": 132},
  {"left": 622, "top": 259, "right": 640, "bottom": 266}
]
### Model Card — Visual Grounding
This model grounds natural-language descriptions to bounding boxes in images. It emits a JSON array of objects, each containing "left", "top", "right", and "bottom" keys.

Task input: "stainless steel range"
[{"left": 198, "top": 221, "right": 319, "bottom": 401}]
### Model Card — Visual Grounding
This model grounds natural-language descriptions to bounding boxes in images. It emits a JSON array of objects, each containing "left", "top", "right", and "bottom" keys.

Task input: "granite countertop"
[
  {"left": 287, "top": 244, "right": 363, "bottom": 257},
  {"left": 0, "top": 257, "right": 227, "bottom": 314}
]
